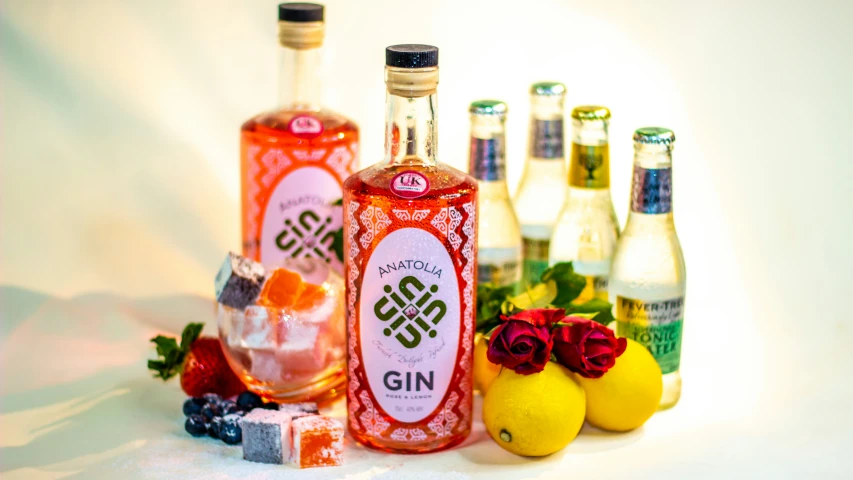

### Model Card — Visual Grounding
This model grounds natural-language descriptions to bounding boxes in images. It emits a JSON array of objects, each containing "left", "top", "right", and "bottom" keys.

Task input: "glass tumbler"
[{"left": 217, "top": 258, "right": 346, "bottom": 403}]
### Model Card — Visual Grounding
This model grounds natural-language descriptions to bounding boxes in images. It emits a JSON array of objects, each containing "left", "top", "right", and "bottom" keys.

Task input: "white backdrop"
[{"left": 2, "top": 0, "right": 853, "bottom": 477}]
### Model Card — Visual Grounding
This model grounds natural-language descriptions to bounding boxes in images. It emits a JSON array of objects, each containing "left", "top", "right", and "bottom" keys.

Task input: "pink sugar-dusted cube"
[
  {"left": 248, "top": 350, "right": 282, "bottom": 383},
  {"left": 275, "top": 323, "right": 330, "bottom": 373},
  {"left": 291, "top": 416, "right": 344, "bottom": 468}
]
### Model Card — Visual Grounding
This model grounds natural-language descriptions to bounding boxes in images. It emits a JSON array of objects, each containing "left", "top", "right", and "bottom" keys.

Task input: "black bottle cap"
[
  {"left": 385, "top": 44, "right": 439, "bottom": 68},
  {"left": 278, "top": 3, "right": 324, "bottom": 22}
]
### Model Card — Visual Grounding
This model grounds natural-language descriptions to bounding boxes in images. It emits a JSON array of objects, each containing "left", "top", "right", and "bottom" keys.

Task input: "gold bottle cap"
[
  {"left": 571, "top": 105, "right": 611, "bottom": 121},
  {"left": 633, "top": 127, "right": 676, "bottom": 146},
  {"left": 530, "top": 81, "right": 566, "bottom": 97}
]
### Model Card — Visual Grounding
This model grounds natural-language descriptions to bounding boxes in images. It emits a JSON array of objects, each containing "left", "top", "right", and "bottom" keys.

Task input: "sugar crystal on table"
[
  {"left": 215, "top": 252, "right": 266, "bottom": 309},
  {"left": 291, "top": 416, "right": 344, "bottom": 468},
  {"left": 241, "top": 409, "right": 292, "bottom": 465},
  {"left": 278, "top": 402, "right": 319, "bottom": 419}
]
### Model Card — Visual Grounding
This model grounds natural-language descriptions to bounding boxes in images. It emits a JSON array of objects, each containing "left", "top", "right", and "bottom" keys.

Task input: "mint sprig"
[{"left": 147, "top": 323, "right": 204, "bottom": 381}]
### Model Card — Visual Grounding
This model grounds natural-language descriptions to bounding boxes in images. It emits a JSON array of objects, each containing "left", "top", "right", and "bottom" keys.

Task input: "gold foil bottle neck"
[{"left": 278, "top": 20, "right": 325, "bottom": 49}]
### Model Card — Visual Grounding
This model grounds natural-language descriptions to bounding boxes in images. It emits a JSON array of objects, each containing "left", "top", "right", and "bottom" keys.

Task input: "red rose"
[
  {"left": 551, "top": 317, "right": 627, "bottom": 378},
  {"left": 486, "top": 308, "right": 564, "bottom": 375}
]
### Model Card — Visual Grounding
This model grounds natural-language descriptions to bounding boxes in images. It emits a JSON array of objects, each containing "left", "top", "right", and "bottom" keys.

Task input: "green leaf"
[
  {"left": 180, "top": 323, "right": 204, "bottom": 351},
  {"left": 147, "top": 360, "right": 168, "bottom": 379},
  {"left": 330, "top": 228, "right": 344, "bottom": 263},
  {"left": 147, "top": 323, "right": 201, "bottom": 381},
  {"left": 150, "top": 336, "right": 179, "bottom": 358},
  {"left": 331, "top": 198, "right": 343, "bottom": 206},
  {"left": 565, "top": 298, "right": 615, "bottom": 326},
  {"left": 475, "top": 282, "right": 515, "bottom": 334},
  {"left": 540, "top": 262, "right": 587, "bottom": 308}
]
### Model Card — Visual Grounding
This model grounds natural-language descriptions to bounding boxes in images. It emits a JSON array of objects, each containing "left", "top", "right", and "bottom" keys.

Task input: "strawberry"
[{"left": 148, "top": 323, "right": 245, "bottom": 398}]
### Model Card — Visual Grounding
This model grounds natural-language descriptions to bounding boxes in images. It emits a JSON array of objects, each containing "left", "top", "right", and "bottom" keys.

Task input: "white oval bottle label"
[
  {"left": 260, "top": 166, "right": 343, "bottom": 272},
  {"left": 359, "top": 228, "right": 460, "bottom": 423}
]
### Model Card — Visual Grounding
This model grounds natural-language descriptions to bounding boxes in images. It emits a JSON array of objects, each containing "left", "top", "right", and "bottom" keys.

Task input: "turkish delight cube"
[
  {"left": 241, "top": 409, "right": 292, "bottom": 465},
  {"left": 258, "top": 267, "right": 305, "bottom": 309},
  {"left": 278, "top": 402, "right": 319, "bottom": 419},
  {"left": 276, "top": 322, "right": 329, "bottom": 373},
  {"left": 248, "top": 349, "right": 283, "bottom": 383},
  {"left": 215, "top": 252, "right": 266, "bottom": 309},
  {"left": 241, "top": 305, "right": 278, "bottom": 350},
  {"left": 291, "top": 416, "right": 344, "bottom": 468}
]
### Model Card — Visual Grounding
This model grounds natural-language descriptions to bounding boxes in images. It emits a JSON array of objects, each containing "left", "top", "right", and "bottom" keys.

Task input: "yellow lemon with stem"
[
  {"left": 483, "top": 362, "right": 585, "bottom": 457},
  {"left": 574, "top": 338, "right": 663, "bottom": 432}
]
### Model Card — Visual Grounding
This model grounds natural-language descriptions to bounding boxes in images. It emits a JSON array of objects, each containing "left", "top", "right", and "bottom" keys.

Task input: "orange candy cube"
[
  {"left": 259, "top": 268, "right": 305, "bottom": 309},
  {"left": 291, "top": 416, "right": 344, "bottom": 468}
]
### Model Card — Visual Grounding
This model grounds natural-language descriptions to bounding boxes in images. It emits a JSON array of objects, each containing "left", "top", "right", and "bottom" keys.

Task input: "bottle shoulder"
[
  {"left": 242, "top": 107, "right": 359, "bottom": 141},
  {"left": 344, "top": 161, "right": 477, "bottom": 202}
]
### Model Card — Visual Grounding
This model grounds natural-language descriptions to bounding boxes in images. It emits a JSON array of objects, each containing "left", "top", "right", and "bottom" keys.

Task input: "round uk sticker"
[
  {"left": 288, "top": 115, "right": 324, "bottom": 138},
  {"left": 390, "top": 171, "right": 431, "bottom": 199}
]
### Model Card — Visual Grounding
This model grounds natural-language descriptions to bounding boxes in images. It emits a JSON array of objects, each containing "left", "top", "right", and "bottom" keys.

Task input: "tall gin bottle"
[
  {"left": 241, "top": 3, "right": 359, "bottom": 272},
  {"left": 609, "top": 127, "right": 686, "bottom": 409},
  {"left": 514, "top": 82, "right": 568, "bottom": 286},
  {"left": 469, "top": 100, "right": 522, "bottom": 288},
  {"left": 550, "top": 106, "right": 619, "bottom": 302},
  {"left": 343, "top": 45, "right": 477, "bottom": 453}
]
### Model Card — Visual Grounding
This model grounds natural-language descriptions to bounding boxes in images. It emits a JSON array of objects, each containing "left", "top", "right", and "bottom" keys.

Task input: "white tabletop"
[{"left": 2, "top": 287, "right": 851, "bottom": 479}]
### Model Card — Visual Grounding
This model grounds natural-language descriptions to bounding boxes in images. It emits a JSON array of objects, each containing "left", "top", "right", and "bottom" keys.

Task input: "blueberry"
[
  {"left": 220, "top": 414, "right": 243, "bottom": 445},
  {"left": 182, "top": 397, "right": 206, "bottom": 417},
  {"left": 208, "top": 416, "right": 223, "bottom": 439},
  {"left": 260, "top": 401, "right": 279, "bottom": 410},
  {"left": 185, "top": 414, "right": 207, "bottom": 437},
  {"left": 202, "top": 393, "right": 222, "bottom": 405},
  {"left": 221, "top": 400, "right": 241, "bottom": 416},
  {"left": 201, "top": 403, "right": 222, "bottom": 422},
  {"left": 236, "top": 391, "right": 263, "bottom": 410}
]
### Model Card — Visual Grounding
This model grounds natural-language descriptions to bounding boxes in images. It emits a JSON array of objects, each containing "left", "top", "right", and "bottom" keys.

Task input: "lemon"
[
  {"left": 507, "top": 281, "right": 557, "bottom": 310},
  {"left": 473, "top": 334, "right": 501, "bottom": 394},
  {"left": 575, "top": 338, "right": 663, "bottom": 432},
  {"left": 483, "top": 362, "right": 585, "bottom": 457}
]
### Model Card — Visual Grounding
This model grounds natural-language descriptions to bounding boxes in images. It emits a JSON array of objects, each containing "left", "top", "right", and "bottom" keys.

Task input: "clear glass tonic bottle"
[
  {"left": 343, "top": 45, "right": 477, "bottom": 453},
  {"left": 468, "top": 100, "right": 522, "bottom": 288},
  {"left": 550, "top": 106, "right": 619, "bottom": 302},
  {"left": 514, "top": 82, "right": 568, "bottom": 287},
  {"left": 241, "top": 3, "right": 359, "bottom": 272},
  {"left": 609, "top": 127, "right": 686, "bottom": 410}
]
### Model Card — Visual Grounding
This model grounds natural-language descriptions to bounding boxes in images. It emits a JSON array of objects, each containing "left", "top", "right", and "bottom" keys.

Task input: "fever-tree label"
[{"left": 616, "top": 296, "right": 684, "bottom": 374}]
